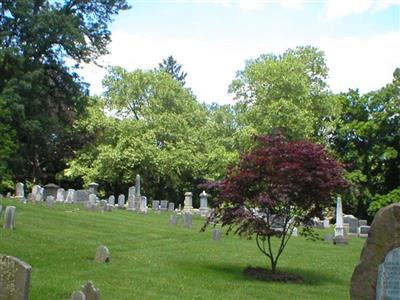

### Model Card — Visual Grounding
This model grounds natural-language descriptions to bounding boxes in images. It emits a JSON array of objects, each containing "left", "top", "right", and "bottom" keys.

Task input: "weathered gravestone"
[
  {"left": 344, "top": 215, "right": 359, "bottom": 235},
  {"left": 108, "top": 195, "right": 115, "bottom": 206},
  {"left": 81, "top": 281, "right": 100, "bottom": 300},
  {"left": 359, "top": 225, "right": 370, "bottom": 238},
  {"left": 76, "top": 190, "right": 90, "bottom": 202},
  {"left": 95, "top": 245, "right": 110, "bottom": 263},
  {"left": 184, "top": 212, "right": 192, "bottom": 228},
  {"left": 43, "top": 183, "right": 59, "bottom": 200},
  {"left": 71, "top": 290, "right": 86, "bottom": 300},
  {"left": 0, "top": 254, "right": 32, "bottom": 300},
  {"left": 46, "top": 196, "right": 55, "bottom": 208},
  {"left": 31, "top": 185, "right": 42, "bottom": 201},
  {"left": 117, "top": 194, "right": 125, "bottom": 209},
  {"left": 199, "top": 191, "right": 211, "bottom": 217},
  {"left": 183, "top": 192, "right": 193, "bottom": 211},
  {"left": 212, "top": 228, "right": 222, "bottom": 241},
  {"left": 3, "top": 206, "right": 16, "bottom": 229},
  {"left": 168, "top": 202, "right": 175, "bottom": 211},
  {"left": 160, "top": 200, "right": 168, "bottom": 211},
  {"left": 56, "top": 188, "right": 66, "bottom": 202},
  {"left": 152, "top": 200, "right": 160, "bottom": 210},
  {"left": 350, "top": 203, "right": 400, "bottom": 299},
  {"left": 88, "top": 183, "right": 99, "bottom": 195},
  {"left": 170, "top": 212, "right": 178, "bottom": 225},
  {"left": 15, "top": 182, "right": 24, "bottom": 199},
  {"left": 359, "top": 219, "right": 368, "bottom": 227},
  {"left": 140, "top": 196, "right": 147, "bottom": 213},
  {"left": 66, "top": 189, "right": 77, "bottom": 203}
]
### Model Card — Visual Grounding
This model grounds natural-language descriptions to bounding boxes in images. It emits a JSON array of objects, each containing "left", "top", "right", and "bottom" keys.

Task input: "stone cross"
[
  {"left": 81, "top": 281, "right": 100, "bottom": 300},
  {"left": 183, "top": 192, "right": 193, "bottom": 211},
  {"left": 0, "top": 254, "right": 32, "bottom": 300},
  {"left": 95, "top": 245, "right": 110, "bottom": 263},
  {"left": 3, "top": 206, "right": 16, "bottom": 229}
]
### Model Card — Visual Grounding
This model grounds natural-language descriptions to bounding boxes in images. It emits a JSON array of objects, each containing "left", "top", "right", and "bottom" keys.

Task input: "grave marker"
[
  {"left": 3, "top": 206, "right": 16, "bottom": 229},
  {"left": 0, "top": 254, "right": 32, "bottom": 300}
]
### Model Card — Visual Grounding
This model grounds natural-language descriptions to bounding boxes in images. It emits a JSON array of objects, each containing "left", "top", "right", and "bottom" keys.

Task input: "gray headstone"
[
  {"left": 3, "top": 206, "right": 16, "bottom": 229},
  {"left": 376, "top": 247, "right": 400, "bottom": 299},
  {"left": 100, "top": 200, "right": 107, "bottom": 210},
  {"left": 359, "top": 219, "right": 367, "bottom": 227},
  {"left": 184, "top": 212, "right": 192, "bottom": 228},
  {"left": 359, "top": 225, "right": 370, "bottom": 237},
  {"left": 66, "top": 189, "right": 77, "bottom": 203},
  {"left": 128, "top": 186, "right": 135, "bottom": 200},
  {"left": 71, "top": 290, "right": 86, "bottom": 300},
  {"left": 212, "top": 228, "right": 222, "bottom": 241},
  {"left": 6, "top": 192, "right": 11, "bottom": 198},
  {"left": 43, "top": 183, "right": 59, "bottom": 200},
  {"left": 15, "top": 182, "right": 24, "bottom": 199},
  {"left": 76, "top": 190, "right": 90, "bottom": 202},
  {"left": 81, "top": 281, "right": 100, "bottom": 300},
  {"left": 135, "top": 175, "right": 141, "bottom": 197},
  {"left": 88, "top": 183, "right": 99, "bottom": 195},
  {"left": 46, "top": 196, "right": 55, "bottom": 208},
  {"left": 183, "top": 192, "right": 193, "bottom": 211},
  {"left": 56, "top": 188, "right": 65, "bottom": 202},
  {"left": 168, "top": 202, "right": 175, "bottom": 211},
  {"left": 31, "top": 185, "right": 41, "bottom": 200},
  {"left": 160, "top": 200, "right": 168, "bottom": 211},
  {"left": 152, "top": 200, "right": 160, "bottom": 210},
  {"left": 140, "top": 196, "right": 147, "bottom": 213},
  {"left": 34, "top": 187, "right": 44, "bottom": 202},
  {"left": 88, "top": 194, "right": 97, "bottom": 204},
  {"left": 170, "top": 213, "right": 178, "bottom": 225},
  {"left": 108, "top": 195, "right": 115, "bottom": 206},
  {"left": 344, "top": 215, "right": 359, "bottom": 234},
  {"left": 118, "top": 194, "right": 125, "bottom": 208},
  {"left": 178, "top": 204, "right": 182, "bottom": 211},
  {"left": 95, "top": 245, "right": 110, "bottom": 263},
  {"left": 0, "top": 254, "right": 32, "bottom": 300},
  {"left": 104, "top": 203, "right": 113, "bottom": 212}
]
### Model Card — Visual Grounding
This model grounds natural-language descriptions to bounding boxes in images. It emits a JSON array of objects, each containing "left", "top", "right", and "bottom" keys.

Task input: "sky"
[{"left": 78, "top": 0, "right": 400, "bottom": 105}]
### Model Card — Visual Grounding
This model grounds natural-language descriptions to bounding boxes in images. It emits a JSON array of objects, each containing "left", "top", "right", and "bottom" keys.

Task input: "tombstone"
[
  {"left": 184, "top": 212, "right": 192, "bottom": 228},
  {"left": 323, "top": 218, "right": 330, "bottom": 228},
  {"left": 199, "top": 191, "right": 211, "bottom": 217},
  {"left": 108, "top": 195, "right": 115, "bottom": 206},
  {"left": 358, "top": 219, "right": 367, "bottom": 227},
  {"left": 168, "top": 202, "right": 175, "bottom": 211},
  {"left": 34, "top": 187, "right": 44, "bottom": 202},
  {"left": 76, "top": 190, "right": 90, "bottom": 202},
  {"left": 88, "top": 182, "right": 99, "bottom": 195},
  {"left": 104, "top": 203, "right": 113, "bottom": 212},
  {"left": 43, "top": 183, "right": 59, "bottom": 200},
  {"left": 140, "top": 196, "right": 147, "bottom": 213},
  {"left": 324, "top": 234, "right": 333, "bottom": 242},
  {"left": 170, "top": 212, "right": 178, "bottom": 225},
  {"left": 212, "top": 228, "right": 222, "bottom": 241},
  {"left": 128, "top": 186, "right": 135, "bottom": 200},
  {"left": 183, "top": 192, "right": 193, "bottom": 211},
  {"left": 95, "top": 245, "right": 110, "bottom": 263},
  {"left": 0, "top": 254, "right": 32, "bottom": 300},
  {"left": 81, "top": 281, "right": 100, "bottom": 300},
  {"left": 127, "top": 187, "right": 135, "bottom": 211},
  {"left": 178, "top": 204, "right": 182, "bottom": 211},
  {"left": 88, "top": 194, "right": 97, "bottom": 204},
  {"left": 66, "top": 189, "right": 77, "bottom": 203},
  {"left": 31, "top": 185, "right": 42, "bottom": 200},
  {"left": 350, "top": 203, "right": 400, "bottom": 299},
  {"left": 117, "top": 194, "right": 125, "bottom": 209},
  {"left": 152, "top": 200, "right": 160, "bottom": 210},
  {"left": 344, "top": 215, "right": 359, "bottom": 235},
  {"left": 3, "top": 206, "right": 16, "bottom": 229},
  {"left": 333, "top": 196, "right": 347, "bottom": 245},
  {"left": 358, "top": 225, "right": 370, "bottom": 237},
  {"left": 292, "top": 227, "right": 298, "bottom": 237},
  {"left": 56, "top": 188, "right": 66, "bottom": 202},
  {"left": 46, "top": 196, "right": 55, "bottom": 208},
  {"left": 71, "top": 290, "right": 86, "bottom": 300},
  {"left": 134, "top": 175, "right": 141, "bottom": 211},
  {"left": 160, "top": 200, "right": 168, "bottom": 211},
  {"left": 15, "top": 182, "right": 24, "bottom": 199},
  {"left": 100, "top": 200, "right": 107, "bottom": 211}
]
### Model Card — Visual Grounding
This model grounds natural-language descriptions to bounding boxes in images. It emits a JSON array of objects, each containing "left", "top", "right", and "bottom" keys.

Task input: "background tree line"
[{"left": 0, "top": 2, "right": 398, "bottom": 217}]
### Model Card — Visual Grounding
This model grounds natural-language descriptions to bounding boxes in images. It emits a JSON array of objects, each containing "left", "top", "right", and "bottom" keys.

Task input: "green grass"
[{"left": 0, "top": 199, "right": 364, "bottom": 299}]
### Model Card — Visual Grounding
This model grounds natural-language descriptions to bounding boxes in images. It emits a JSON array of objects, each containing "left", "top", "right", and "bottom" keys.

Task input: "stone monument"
[
  {"left": 199, "top": 191, "right": 211, "bottom": 217},
  {"left": 183, "top": 192, "right": 193, "bottom": 211},
  {"left": 3, "top": 206, "right": 16, "bottom": 229},
  {"left": 15, "top": 182, "right": 24, "bottom": 200},
  {"left": 0, "top": 254, "right": 32, "bottom": 300},
  {"left": 333, "top": 195, "right": 347, "bottom": 245}
]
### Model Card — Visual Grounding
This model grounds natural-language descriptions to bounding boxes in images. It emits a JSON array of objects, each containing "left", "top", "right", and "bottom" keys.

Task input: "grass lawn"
[{"left": 0, "top": 199, "right": 364, "bottom": 299}]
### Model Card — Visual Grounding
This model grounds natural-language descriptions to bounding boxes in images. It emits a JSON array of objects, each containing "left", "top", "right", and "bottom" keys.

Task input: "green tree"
[
  {"left": 158, "top": 55, "right": 187, "bottom": 86},
  {"left": 229, "top": 46, "right": 339, "bottom": 143},
  {"left": 0, "top": 0, "right": 129, "bottom": 188}
]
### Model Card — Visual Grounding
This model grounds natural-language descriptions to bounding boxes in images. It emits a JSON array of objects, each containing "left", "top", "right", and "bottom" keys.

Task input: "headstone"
[
  {"left": 160, "top": 200, "right": 168, "bottom": 211},
  {"left": 108, "top": 195, "right": 115, "bottom": 206},
  {"left": 212, "top": 228, "right": 222, "bottom": 241},
  {"left": 6, "top": 192, "right": 11, "bottom": 198},
  {"left": 31, "top": 185, "right": 42, "bottom": 200},
  {"left": 199, "top": 190, "right": 211, "bottom": 217},
  {"left": 134, "top": 175, "right": 141, "bottom": 211},
  {"left": 184, "top": 212, "right": 192, "bottom": 228},
  {"left": 43, "top": 183, "right": 59, "bottom": 200},
  {"left": 56, "top": 188, "right": 66, "bottom": 202},
  {"left": 359, "top": 219, "right": 367, "bottom": 227},
  {"left": 34, "top": 187, "right": 44, "bottom": 202},
  {"left": 127, "top": 186, "right": 135, "bottom": 211},
  {"left": 128, "top": 186, "right": 135, "bottom": 200},
  {"left": 117, "top": 194, "right": 125, "bottom": 208},
  {"left": 350, "top": 203, "right": 400, "bottom": 299},
  {"left": 140, "top": 196, "right": 147, "bottom": 213},
  {"left": 344, "top": 215, "right": 359, "bottom": 235},
  {"left": 104, "top": 203, "right": 113, "bottom": 212},
  {"left": 183, "top": 192, "right": 193, "bottom": 211},
  {"left": 324, "top": 234, "right": 333, "bottom": 242},
  {"left": 178, "top": 204, "right": 182, "bottom": 211},
  {"left": 333, "top": 195, "right": 347, "bottom": 245},
  {"left": 81, "top": 281, "right": 100, "bottom": 300},
  {"left": 95, "top": 245, "right": 110, "bottom": 263},
  {"left": 71, "top": 290, "right": 86, "bottom": 300},
  {"left": 88, "top": 194, "right": 97, "bottom": 204},
  {"left": 15, "top": 182, "right": 24, "bottom": 199},
  {"left": 358, "top": 225, "right": 370, "bottom": 237},
  {"left": 168, "top": 202, "right": 175, "bottom": 211},
  {"left": 46, "top": 196, "right": 55, "bottom": 208},
  {"left": 292, "top": 227, "right": 298, "bottom": 237},
  {"left": 100, "top": 200, "right": 107, "bottom": 211},
  {"left": 323, "top": 218, "right": 330, "bottom": 228},
  {"left": 3, "top": 206, "right": 16, "bottom": 229},
  {"left": 170, "top": 212, "right": 178, "bottom": 225},
  {"left": 76, "top": 190, "right": 90, "bottom": 202},
  {"left": 152, "top": 200, "right": 160, "bottom": 210},
  {"left": 0, "top": 254, "right": 32, "bottom": 300},
  {"left": 66, "top": 189, "right": 77, "bottom": 203},
  {"left": 88, "top": 183, "right": 99, "bottom": 195}
]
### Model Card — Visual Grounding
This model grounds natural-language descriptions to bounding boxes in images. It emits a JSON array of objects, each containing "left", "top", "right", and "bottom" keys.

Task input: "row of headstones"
[{"left": 343, "top": 215, "right": 370, "bottom": 237}]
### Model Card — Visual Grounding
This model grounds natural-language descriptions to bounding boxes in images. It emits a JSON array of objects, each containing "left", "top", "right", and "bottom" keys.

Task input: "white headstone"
[
  {"left": 56, "top": 188, "right": 65, "bottom": 202},
  {"left": 4, "top": 206, "right": 16, "bottom": 229},
  {"left": 15, "top": 182, "right": 24, "bottom": 199},
  {"left": 334, "top": 195, "right": 344, "bottom": 237},
  {"left": 117, "top": 194, "right": 125, "bottom": 208},
  {"left": 108, "top": 195, "right": 115, "bottom": 206},
  {"left": 183, "top": 192, "right": 193, "bottom": 211}
]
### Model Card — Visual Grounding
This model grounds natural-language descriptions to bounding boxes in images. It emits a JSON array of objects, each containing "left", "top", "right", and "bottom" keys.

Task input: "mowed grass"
[{"left": 0, "top": 199, "right": 364, "bottom": 300}]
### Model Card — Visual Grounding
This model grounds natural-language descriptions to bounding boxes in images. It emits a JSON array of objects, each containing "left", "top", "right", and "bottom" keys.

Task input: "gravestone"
[
  {"left": 43, "top": 183, "right": 59, "bottom": 200},
  {"left": 152, "top": 200, "right": 160, "bottom": 210},
  {"left": 56, "top": 188, "right": 66, "bottom": 202},
  {"left": 88, "top": 194, "right": 97, "bottom": 204},
  {"left": 108, "top": 195, "right": 115, "bottom": 206},
  {"left": 199, "top": 191, "right": 210, "bottom": 217},
  {"left": 46, "top": 196, "right": 55, "bottom": 208},
  {"left": 359, "top": 219, "right": 367, "bottom": 227},
  {"left": 95, "top": 245, "right": 110, "bottom": 263},
  {"left": 117, "top": 194, "right": 125, "bottom": 208},
  {"left": 31, "top": 185, "right": 42, "bottom": 201},
  {"left": 168, "top": 202, "right": 175, "bottom": 211},
  {"left": 323, "top": 218, "right": 330, "bottom": 228},
  {"left": 140, "top": 196, "right": 147, "bottom": 213},
  {"left": 184, "top": 212, "right": 192, "bottom": 228},
  {"left": 66, "top": 189, "right": 77, "bottom": 203},
  {"left": 3, "top": 206, "right": 16, "bottom": 229},
  {"left": 359, "top": 225, "right": 370, "bottom": 238},
  {"left": 160, "top": 200, "right": 168, "bottom": 211},
  {"left": 88, "top": 183, "right": 99, "bottom": 195},
  {"left": 71, "top": 290, "right": 86, "bottom": 300},
  {"left": 34, "top": 188, "right": 44, "bottom": 202},
  {"left": 170, "top": 213, "right": 178, "bottom": 225},
  {"left": 212, "top": 228, "right": 222, "bottom": 241},
  {"left": 292, "top": 227, "right": 299, "bottom": 237},
  {"left": 350, "top": 203, "right": 400, "bottom": 299},
  {"left": 344, "top": 215, "right": 359, "bottom": 235},
  {"left": 127, "top": 186, "right": 135, "bottom": 211},
  {"left": 76, "top": 190, "right": 90, "bottom": 202},
  {"left": 134, "top": 175, "right": 142, "bottom": 211},
  {"left": 100, "top": 200, "right": 107, "bottom": 211},
  {"left": 15, "top": 182, "right": 24, "bottom": 199},
  {"left": 0, "top": 254, "right": 32, "bottom": 300},
  {"left": 183, "top": 192, "right": 193, "bottom": 211},
  {"left": 81, "top": 281, "right": 100, "bottom": 300},
  {"left": 104, "top": 203, "right": 113, "bottom": 212},
  {"left": 334, "top": 196, "right": 347, "bottom": 245}
]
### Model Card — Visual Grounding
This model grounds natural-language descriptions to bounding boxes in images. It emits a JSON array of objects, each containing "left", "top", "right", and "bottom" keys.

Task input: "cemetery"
[{"left": 0, "top": 1, "right": 399, "bottom": 299}]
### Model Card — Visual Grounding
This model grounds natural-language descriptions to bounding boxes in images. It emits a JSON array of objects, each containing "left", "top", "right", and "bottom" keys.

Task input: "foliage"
[
  {"left": 0, "top": 0, "right": 129, "bottom": 190},
  {"left": 368, "top": 188, "right": 400, "bottom": 215},
  {"left": 229, "top": 46, "right": 339, "bottom": 143},
  {"left": 158, "top": 55, "right": 187, "bottom": 86},
  {"left": 204, "top": 134, "right": 348, "bottom": 273},
  {"left": 331, "top": 69, "right": 400, "bottom": 218}
]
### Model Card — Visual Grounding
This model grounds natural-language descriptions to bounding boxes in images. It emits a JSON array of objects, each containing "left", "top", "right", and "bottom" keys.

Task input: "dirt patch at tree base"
[{"left": 243, "top": 267, "right": 304, "bottom": 283}]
